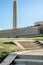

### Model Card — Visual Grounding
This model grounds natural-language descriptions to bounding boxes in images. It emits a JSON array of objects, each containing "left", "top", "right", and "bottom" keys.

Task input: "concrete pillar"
[{"left": 13, "top": 1, "right": 18, "bottom": 29}]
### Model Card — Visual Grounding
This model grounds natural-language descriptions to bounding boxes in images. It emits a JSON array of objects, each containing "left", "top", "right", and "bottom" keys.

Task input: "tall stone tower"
[{"left": 13, "top": 0, "right": 18, "bottom": 29}]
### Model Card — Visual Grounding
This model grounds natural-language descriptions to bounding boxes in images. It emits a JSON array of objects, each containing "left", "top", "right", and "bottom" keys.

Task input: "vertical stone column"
[{"left": 13, "top": 1, "right": 18, "bottom": 29}]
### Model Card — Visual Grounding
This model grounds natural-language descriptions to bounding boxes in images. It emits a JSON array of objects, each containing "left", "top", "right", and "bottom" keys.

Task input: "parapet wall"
[{"left": 0, "top": 26, "right": 40, "bottom": 38}]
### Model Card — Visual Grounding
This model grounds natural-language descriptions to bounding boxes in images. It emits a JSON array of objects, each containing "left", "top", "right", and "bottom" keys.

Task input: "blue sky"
[{"left": 0, "top": 0, "right": 43, "bottom": 30}]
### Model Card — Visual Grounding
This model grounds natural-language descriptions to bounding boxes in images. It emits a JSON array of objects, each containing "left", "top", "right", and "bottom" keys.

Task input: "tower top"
[
  {"left": 13, "top": 0, "right": 18, "bottom": 5},
  {"left": 14, "top": 0, "right": 17, "bottom": 3}
]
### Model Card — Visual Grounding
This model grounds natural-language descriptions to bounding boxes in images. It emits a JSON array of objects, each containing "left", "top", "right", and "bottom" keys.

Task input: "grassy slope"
[
  {"left": 30, "top": 37, "right": 43, "bottom": 41},
  {"left": 0, "top": 38, "right": 22, "bottom": 63}
]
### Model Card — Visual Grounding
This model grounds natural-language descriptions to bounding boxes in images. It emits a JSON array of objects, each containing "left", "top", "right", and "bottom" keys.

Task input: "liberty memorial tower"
[{"left": 13, "top": 0, "right": 18, "bottom": 29}]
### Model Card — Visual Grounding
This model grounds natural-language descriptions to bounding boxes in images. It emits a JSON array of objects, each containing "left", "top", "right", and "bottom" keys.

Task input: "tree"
[{"left": 38, "top": 26, "right": 43, "bottom": 34}]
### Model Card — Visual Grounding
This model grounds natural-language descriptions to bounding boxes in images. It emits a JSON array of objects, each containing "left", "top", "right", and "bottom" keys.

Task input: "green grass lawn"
[
  {"left": 0, "top": 38, "right": 22, "bottom": 63},
  {"left": 30, "top": 37, "right": 43, "bottom": 41}
]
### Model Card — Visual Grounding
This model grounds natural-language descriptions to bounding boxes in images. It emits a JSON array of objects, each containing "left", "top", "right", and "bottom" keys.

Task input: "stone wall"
[{"left": 0, "top": 26, "right": 40, "bottom": 38}]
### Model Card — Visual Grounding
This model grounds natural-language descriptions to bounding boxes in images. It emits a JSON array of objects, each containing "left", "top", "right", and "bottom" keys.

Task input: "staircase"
[
  {"left": 34, "top": 40, "right": 43, "bottom": 48},
  {"left": 12, "top": 54, "right": 43, "bottom": 65},
  {"left": 18, "top": 40, "right": 41, "bottom": 50},
  {"left": 1, "top": 50, "right": 43, "bottom": 65}
]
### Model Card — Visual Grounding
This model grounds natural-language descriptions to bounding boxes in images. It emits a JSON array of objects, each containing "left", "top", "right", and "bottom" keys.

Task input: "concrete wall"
[{"left": 0, "top": 26, "right": 40, "bottom": 38}]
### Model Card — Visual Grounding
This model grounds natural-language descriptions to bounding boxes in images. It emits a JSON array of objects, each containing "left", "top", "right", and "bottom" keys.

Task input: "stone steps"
[
  {"left": 18, "top": 40, "right": 41, "bottom": 49},
  {"left": 16, "top": 55, "right": 43, "bottom": 60},
  {"left": 1, "top": 51, "right": 43, "bottom": 65},
  {"left": 14, "top": 54, "right": 43, "bottom": 65},
  {"left": 14, "top": 59, "right": 43, "bottom": 65}
]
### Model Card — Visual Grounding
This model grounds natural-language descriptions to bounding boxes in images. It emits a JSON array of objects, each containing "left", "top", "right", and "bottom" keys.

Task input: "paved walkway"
[{"left": 15, "top": 49, "right": 43, "bottom": 55}]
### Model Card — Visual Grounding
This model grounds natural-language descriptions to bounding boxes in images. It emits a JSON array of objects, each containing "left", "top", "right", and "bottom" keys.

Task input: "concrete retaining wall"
[{"left": 0, "top": 26, "right": 40, "bottom": 38}]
